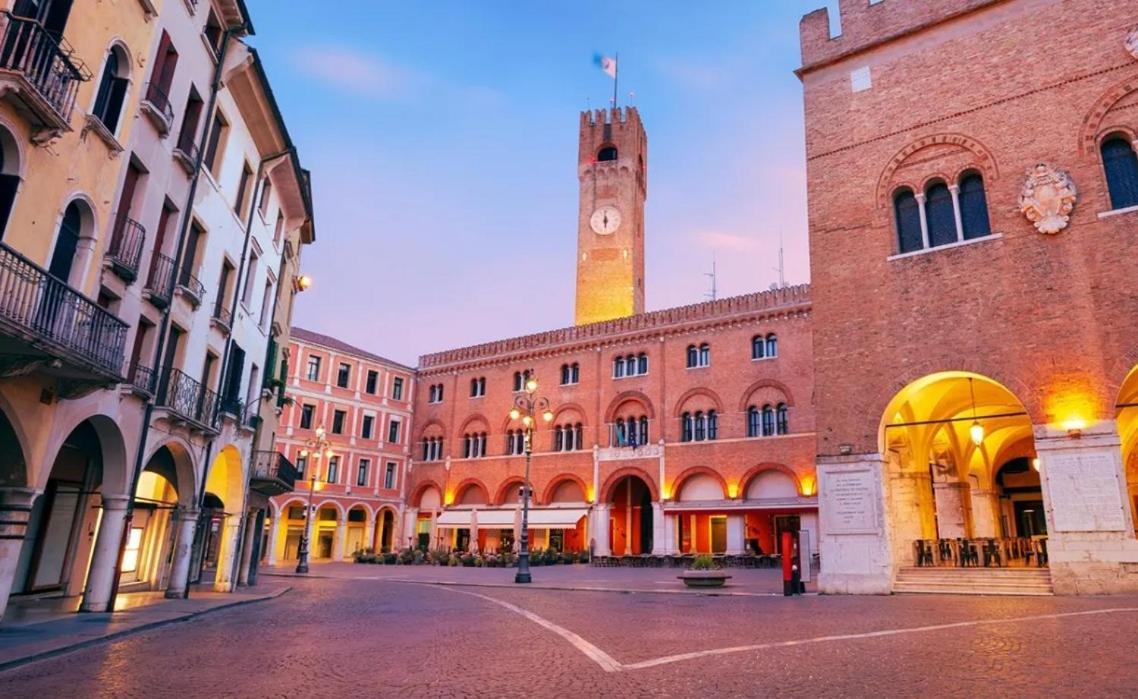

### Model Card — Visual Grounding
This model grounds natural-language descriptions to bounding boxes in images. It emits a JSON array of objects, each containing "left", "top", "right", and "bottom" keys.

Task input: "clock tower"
[{"left": 574, "top": 107, "right": 647, "bottom": 326}]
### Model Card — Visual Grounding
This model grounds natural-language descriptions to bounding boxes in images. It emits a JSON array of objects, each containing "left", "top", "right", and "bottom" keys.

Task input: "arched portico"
[{"left": 196, "top": 445, "right": 244, "bottom": 591}]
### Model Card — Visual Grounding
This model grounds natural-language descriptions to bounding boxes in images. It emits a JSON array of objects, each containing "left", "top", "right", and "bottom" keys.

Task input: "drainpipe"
[{"left": 109, "top": 20, "right": 249, "bottom": 611}]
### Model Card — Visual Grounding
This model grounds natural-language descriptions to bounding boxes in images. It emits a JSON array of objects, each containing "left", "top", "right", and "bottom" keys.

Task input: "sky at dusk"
[{"left": 244, "top": 1, "right": 839, "bottom": 366}]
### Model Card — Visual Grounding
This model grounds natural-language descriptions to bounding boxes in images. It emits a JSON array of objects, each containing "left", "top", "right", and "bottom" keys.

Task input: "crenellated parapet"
[{"left": 798, "top": 0, "right": 1002, "bottom": 74}]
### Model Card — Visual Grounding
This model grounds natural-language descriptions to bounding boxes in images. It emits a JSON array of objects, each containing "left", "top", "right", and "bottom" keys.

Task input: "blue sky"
[{"left": 245, "top": 1, "right": 838, "bottom": 366}]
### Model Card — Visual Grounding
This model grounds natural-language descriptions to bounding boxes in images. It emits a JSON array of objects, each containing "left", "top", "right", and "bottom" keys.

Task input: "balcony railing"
[
  {"left": 0, "top": 12, "right": 88, "bottom": 129},
  {"left": 177, "top": 267, "right": 205, "bottom": 307},
  {"left": 141, "top": 82, "right": 174, "bottom": 134},
  {"left": 155, "top": 367, "right": 218, "bottom": 430},
  {"left": 0, "top": 242, "right": 127, "bottom": 378},
  {"left": 173, "top": 129, "right": 199, "bottom": 174},
  {"left": 105, "top": 216, "right": 146, "bottom": 283},
  {"left": 145, "top": 252, "right": 176, "bottom": 308},
  {"left": 250, "top": 450, "right": 298, "bottom": 496},
  {"left": 126, "top": 362, "right": 155, "bottom": 395},
  {"left": 211, "top": 301, "right": 232, "bottom": 331}
]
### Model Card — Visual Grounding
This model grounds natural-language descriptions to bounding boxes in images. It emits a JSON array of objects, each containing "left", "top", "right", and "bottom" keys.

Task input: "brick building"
[
  {"left": 267, "top": 328, "right": 414, "bottom": 563},
  {"left": 405, "top": 108, "right": 819, "bottom": 559},
  {"left": 799, "top": 0, "right": 1138, "bottom": 594}
]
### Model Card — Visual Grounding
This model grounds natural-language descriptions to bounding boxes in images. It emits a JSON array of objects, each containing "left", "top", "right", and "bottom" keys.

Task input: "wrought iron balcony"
[
  {"left": 250, "top": 450, "right": 298, "bottom": 497},
  {"left": 0, "top": 12, "right": 89, "bottom": 136},
  {"left": 144, "top": 253, "right": 176, "bottom": 309},
  {"left": 126, "top": 362, "right": 155, "bottom": 396},
  {"left": 0, "top": 242, "right": 127, "bottom": 390},
  {"left": 177, "top": 267, "right": 205, "bottom": 307},
  {"left": 211, "top": 301, "right": 232, "bottom": 332},
  {"left": 155, "top": 367, "right": 218, "bottom": 431},
  {"left": 105, "top": 216, "right": 146, "bottom": 283},
  {"left": 141, "top": 82, "right": 174, "bottom": 134}
]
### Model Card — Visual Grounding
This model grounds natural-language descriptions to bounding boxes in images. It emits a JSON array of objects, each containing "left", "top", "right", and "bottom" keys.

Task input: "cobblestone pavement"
[{"left": 2, "top": 577, "right": 1137, "bottom": 697}]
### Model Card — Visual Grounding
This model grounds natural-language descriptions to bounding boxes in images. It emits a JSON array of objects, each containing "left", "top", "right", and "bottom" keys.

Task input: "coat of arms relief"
[
  {"left": 1019, "top": 163, "right": 1077, "bottom": 235},
  {"left": 1127, "top": 26, "right": 1138, "bottom": 59}
]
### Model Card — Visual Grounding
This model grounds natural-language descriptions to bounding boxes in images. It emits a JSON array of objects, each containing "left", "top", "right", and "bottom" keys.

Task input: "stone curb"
[
  {"left": 0, "top": 586, "right": 292, "bottom": 673},
  {"left": 260, "top": 570, "right": 815, "bottom": 598}
]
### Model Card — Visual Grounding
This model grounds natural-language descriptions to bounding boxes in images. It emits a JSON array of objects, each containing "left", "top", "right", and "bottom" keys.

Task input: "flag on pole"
[{"left": 593, "top": 53, "right": 617, "bottom": 79}]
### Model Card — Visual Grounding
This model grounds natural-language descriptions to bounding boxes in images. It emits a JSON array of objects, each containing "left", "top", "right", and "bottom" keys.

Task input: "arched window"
[
  {"left": 570, "top": 363, "right": 579, "bottom": 383},
  {"left": 958, "top": 172, "right": 991, "bottom": 239},
  {"left": 627, "top": 417, "right": 639, "bottom": 446},
  {"left": 765, "top": 334, "right": 778, "bottom": 358},
  {"left": 925, "top": 181, "right": 956, "bottom": 248},
  {"left": 513, "top": 371, "right": 523, "bottom": 391},
  {"left": 463, "top": 435, "right": 472, "bottom": 459},
  {"left": 0, "top": 130, "right": 18, "bottom": 242},
  {"left": 894, "top": 188, "right": 922, "bottom": 253},
  {"left": 686, "top": 344, "right": 698, "bottom": 368},
  {"left": 1102, "top": 136, "right": 1138, "bottom": 210},
  {"left": 752, "top": 335, "right": 764, "bottom": 360},
  {"left": 707, "top": 410, "right": 718, "bottom": 441},
  {"left": 597, "top": 145, "right": 618, "bottom": 162},
  {"left": 681, "top": 412, "right": 692, "bottom": 442},
  {"left": 776, "top": 403, "right": 789, "bottom": 435},
  {"left": 637, "top": 352, "right": 648, "bottom": 375},
  {"left": 614, "top": 418, "right": 626, "bottom": 446},
  {"left": 747, "top": 406, "right": 760, "bottom": 437},
  {"left": 613, "top": 356, "right": 625, "bottom": 378},
  {"left": 693, "top": 411, "right": 705, "bottom": 441},
  {"left": 626, "top": 353, "right": 637, "bottom": 375},
  {"left": 560, "top": 364, "right": 569, "bottom": 385},
  {"left": 554, "top": 426, "right": 564, "bottom": 452},
  {"left": 575, "top": 423, "right": 583, "bottom": 449},
  {"left": 699, "top": 343, "right": 710, "bottom": 367},
  {"left": 761, "top": 405, "right": 775, "bottom": 437},
  {"left": 49, "top": 202, "right": 83, "bottom": 283},
  {"left": 93, "top": 46, "right": 130, "bottom": 135},
  {"left": 639, "top": 416, "right": 649, "bottom": 444}
]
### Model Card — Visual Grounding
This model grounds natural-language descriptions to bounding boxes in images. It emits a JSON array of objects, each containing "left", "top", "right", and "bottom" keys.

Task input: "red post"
[{"left": 782, "top": 531, "right": 794, "bottom": 596}]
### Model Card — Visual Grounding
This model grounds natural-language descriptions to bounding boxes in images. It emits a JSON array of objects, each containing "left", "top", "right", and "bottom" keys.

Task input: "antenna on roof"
[
  {"left": 704, "top": 254, "right": 718, "bottom": 302},
  {"left": 771, "top": 232, "right": 786, "bottom": 290}
]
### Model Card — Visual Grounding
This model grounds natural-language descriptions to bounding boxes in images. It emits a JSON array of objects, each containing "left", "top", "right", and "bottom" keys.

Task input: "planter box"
[{"left": 678, "top": 571, "right": 732, "bottom": 588}]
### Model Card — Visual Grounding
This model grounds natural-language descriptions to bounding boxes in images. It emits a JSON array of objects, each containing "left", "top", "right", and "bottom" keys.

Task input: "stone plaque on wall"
[
  {"left": 1045, "top": 452, "right": 1128, "bottom": 532},
  {"left": 821, "top": 468, "right": 879, "bottom": 535}
]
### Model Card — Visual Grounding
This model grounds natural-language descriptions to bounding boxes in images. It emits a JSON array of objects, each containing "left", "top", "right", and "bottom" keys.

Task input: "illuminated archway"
[
  {"left": 1118, "top": 366, "right": 1138, "bottom": 531},
  {"left": 880, "top": 371, "right": 1038, "bottom": 558}
]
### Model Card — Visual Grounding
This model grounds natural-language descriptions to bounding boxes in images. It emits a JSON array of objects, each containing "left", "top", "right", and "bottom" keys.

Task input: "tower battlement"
[
  {"left": 798, "top": 0, "right": 1002, "bottom": 73},
  {"left": 579, "top": 106, "right": 643, "bottom": 129}
]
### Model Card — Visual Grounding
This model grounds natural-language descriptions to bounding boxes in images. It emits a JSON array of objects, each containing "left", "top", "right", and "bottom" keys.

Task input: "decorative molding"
[{"left": 1019, "top": 163, "right": 1077, "bottom": 235}]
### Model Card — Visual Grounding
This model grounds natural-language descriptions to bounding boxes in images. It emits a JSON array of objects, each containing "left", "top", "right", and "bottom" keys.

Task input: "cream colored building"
[{"left": 0, "top": 0, "right": 314, "bottom": 622}]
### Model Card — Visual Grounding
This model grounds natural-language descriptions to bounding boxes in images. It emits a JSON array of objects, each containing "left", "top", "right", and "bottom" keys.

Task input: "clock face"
[{"left": 590, "top": 205, "right": 622, "bottom": 235}]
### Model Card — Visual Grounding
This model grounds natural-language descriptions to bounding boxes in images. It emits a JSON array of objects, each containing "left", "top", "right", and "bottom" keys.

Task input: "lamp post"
[
  {"left": 295, "top": 425, "right": 333, "bottom": 574},
  {"left": 508, "top": 376, "right": 554, "bottom": 584}
]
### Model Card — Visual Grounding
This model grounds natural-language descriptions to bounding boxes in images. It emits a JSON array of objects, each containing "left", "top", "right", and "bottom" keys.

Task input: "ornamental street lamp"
[
  {"left": 508, "top": 376, "right": 554, "bottom": 584},
  {"left": 295, "top": 425, "right": 333, "bottom": 574}
]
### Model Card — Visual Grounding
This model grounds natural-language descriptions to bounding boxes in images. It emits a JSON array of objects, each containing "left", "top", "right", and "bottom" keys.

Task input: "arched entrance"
[
  {"left": 414, "top": 485, "right": 442, "bottom": 551},
  {"left": 609, "top": 474, "right": 653, "bottom": 556},
  {"left": 881, "top": 372, "right": 1043, "bottom": 568},
  {"left": 122, "top": 455, "right": 180, "bottom": 591},
  {"left": 345, "top": 505, "right": 369, "bottom": 557},
  {"left": 313, "top": 503, "right": 340, "bottom": 560},
  {"left": 373, "top": 508, "right": 396, "bottom": 553},
  {"left": 1118, "top": 366, "right": 1138, "bottom": 532},
  {"left": 194, "top": 445, "right": 244, "bottom": 589}
]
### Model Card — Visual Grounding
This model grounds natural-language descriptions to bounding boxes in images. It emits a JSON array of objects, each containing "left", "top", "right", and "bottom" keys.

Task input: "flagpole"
[{"left": 613, "top": 52, "right": 619, "bottom": 110}]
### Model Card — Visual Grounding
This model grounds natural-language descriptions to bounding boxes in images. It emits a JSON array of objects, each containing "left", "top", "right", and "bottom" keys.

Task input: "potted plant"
[{"left": 678, "top": 554, "right": 732, "bottom": 588}]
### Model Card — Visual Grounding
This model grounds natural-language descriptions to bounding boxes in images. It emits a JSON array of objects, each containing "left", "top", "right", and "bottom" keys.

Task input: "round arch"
[
  {"left": 600, "top": 466, "right": 658, "bottom": 502},
  {"left": 875, "top": 132, "right": 1000, "bottom": 209},
  {"left": 671, "top": 466, "right": 728, "bottom": 501},
  {"left": 452, "top": 478, "right": 490, "bottom": 506},
  {"left": 417, "top": 418, "right": 447, "bottom": 439},
  {"left": 1078, "top": 77, "right": 1138, "bottom": 155},
  {"left": 142, "top": 438, "right": 197, "bottom": 506},
  {"left": 457, "top": 413, "right": 491, "bottom": 436},
  {"left": 495, "top": 476, "right": 527, "bottom": 506},
  {"left": 740, "top": 463, "right": 803, "bottom": 499},
  {"left": 541, "top": 473, "right": 590, "bottom": 504},
  {"left": 672, "top": 388, "right": 724, "bottom": 417},
  {"left": 205, "top": 444, "right": 244, "bottom": 514},
  {"left": 0, "top": 116, "right": 26, "bottom": 178},
  {"left": 314, "top": 499, "right": 346, "bottom": 519},
  {"left": 40, "top": 412, "right": 129, "bottom": 496},
  {"left": 410, "top": 480, "right": 444, "bottom": 509},
  {"left": 604, "top": 390, "right": 656, "bottom": 422},
  {"left": 738, "top": 379, "right": 796, "bottom": 411},
  {"left": 346, "top": 502, "right": 375, "bottom": 520},
  {"left": 0, "top": 400, "right": 29, "bottom": 488},
  {"left": 552, "top": 402, "right": 588, "bottom": 423}
]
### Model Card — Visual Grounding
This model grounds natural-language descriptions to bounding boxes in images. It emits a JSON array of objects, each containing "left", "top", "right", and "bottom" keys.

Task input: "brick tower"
[{"left": 574, "top": 107, "right": 647, "bottom": 326}]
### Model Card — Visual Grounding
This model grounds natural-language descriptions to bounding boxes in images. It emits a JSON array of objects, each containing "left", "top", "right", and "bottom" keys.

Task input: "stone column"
[
  {"left": 213, "top": 516, "right": 243, "bottom": 592},
  {"left": 237, "top": 511, "right": 258, "bottom": 586},
  {"left": 662, "top": 511, "right": 676, "bottom": 555},
  {"left": 365, "top": 516, "right": 377, "bottom": 553},
  {"left": 933, "top": 481, "right": 971, "bottom": 538},
  {"left": 914, "top": 192, "right": 930, "bottom": 249},
  {"left": 726, "top": 513, "right": 745, "bottom": 555},
  {"left": 948, "top": 184, "right": 964, "bottom": 241},
  {"left": 650, "top": 502, "right": 665, "bottom": 555},
  {"left": 0, "top": 488, "right": 36, "bottom": 621},
  {"left": 165, "top": 508, "right": 200, "bottom": 599},
  {"left": 816, "top": 455, "right": 893, "bottom": 595},
  {"left": 334, "top": 520, "right": 346, "bottom": 561},
  {"left": 969, "top": 489, "right": 1001, "bottom": 538},
  {"left": 1035, "top": 424, "right": 1138, "bottom": 594},
  {"left": 591, "top": 504, "right": 611, "bottom": 556},
  {"left": 79, "top": 494, "right": 130, "bottom": 612},
  {"left": 266, "top": 510, "right": 280, "bottom": 567}
]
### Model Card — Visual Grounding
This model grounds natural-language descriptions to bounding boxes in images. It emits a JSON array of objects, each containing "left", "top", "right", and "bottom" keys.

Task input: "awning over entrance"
[
  {"left": 525, "top": 508, "right": 589, "bottom": 528},
  {"left": 435, "top": 507, "right": 588, "bottom": 529}
]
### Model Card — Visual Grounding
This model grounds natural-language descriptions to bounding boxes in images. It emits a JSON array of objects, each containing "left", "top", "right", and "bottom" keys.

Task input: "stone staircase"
[{"left": 894, "top": 567, "right": 1053, "bottom": 596}]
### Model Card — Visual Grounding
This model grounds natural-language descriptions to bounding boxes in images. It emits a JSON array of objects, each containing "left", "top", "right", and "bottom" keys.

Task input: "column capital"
[
  {"left": 914, "top": 192, "right": 927, "bottom": 203},
  {"left": 100, "top": 494, "right": 131, "bottom": 511},
  {"left": 0, "top": 487, "right": 38, "bottom": 507},
  {"left": 177, "top": 507, "right": 201, "bottom": 521},
  {"left": 948, "top": 183, "right": 961, "bottom": 193}
]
